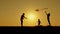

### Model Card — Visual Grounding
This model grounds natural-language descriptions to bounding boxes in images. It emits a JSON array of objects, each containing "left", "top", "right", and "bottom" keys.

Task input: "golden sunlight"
[{"left": 27, "top": 13, "right": 36, "bottom": 21}]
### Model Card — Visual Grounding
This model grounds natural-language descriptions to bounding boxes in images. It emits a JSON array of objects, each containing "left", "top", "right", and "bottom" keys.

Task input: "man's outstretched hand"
[
  {"left": 25, "top": 17, "right": 27, "bottom": 19},
  {"left": 24, "top": 17, "right": 27, "bottom": 19}
]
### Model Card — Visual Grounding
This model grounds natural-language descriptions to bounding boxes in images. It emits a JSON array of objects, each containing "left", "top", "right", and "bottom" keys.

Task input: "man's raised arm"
[{"left": 45, "top": 11, "right": 47, "bottom": 15}]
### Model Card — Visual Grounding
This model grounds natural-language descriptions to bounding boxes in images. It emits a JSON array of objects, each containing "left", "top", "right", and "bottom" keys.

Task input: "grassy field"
[{"left": 0, "top": 26, "right": 60, "bottom": 32}]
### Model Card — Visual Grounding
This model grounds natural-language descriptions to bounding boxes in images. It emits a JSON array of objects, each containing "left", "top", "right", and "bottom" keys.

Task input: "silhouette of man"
[
  {"left": 45, "top": 11, "right": 51, "bottom": 26},
  {"left": 38, "top": 19, "right": 41, "bottom": 26},
  {"left": 20, "top": 13, "right": 27, "bottom": 26}
]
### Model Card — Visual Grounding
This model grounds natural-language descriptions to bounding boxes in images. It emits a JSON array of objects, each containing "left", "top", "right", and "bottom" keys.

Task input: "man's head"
[{"left": 23, "top": 13, "right": 25, "bottom": 15}]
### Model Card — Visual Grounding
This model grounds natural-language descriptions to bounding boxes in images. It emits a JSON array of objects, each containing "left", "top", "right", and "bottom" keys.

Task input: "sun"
[
  {"left": 29, "top": 14, "right": 35, "bottom": 20},
  {"left": 27, "top": 13, "right": 36, "bottom": 21}
]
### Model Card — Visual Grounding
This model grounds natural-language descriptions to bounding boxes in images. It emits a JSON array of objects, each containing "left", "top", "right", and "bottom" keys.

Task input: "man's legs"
[
  {"left": 48, "top": 18, "right": 51, "bottom": 26},
  {"left": 21, "top": 20, "right": 23, "bottom": 27}
]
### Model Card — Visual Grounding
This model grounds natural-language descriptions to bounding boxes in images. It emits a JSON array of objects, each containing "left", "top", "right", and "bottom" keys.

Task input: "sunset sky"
[{"left": 0, "top": 0, "right": 60, "bottom": 26}]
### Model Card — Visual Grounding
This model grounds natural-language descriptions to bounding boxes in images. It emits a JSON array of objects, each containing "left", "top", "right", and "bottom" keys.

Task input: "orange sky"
[{"left": 0, "top": 0, "right": 60, "bottom": 26}]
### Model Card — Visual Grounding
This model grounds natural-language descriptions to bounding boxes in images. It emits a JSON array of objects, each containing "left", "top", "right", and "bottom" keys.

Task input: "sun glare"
[
  {"left": 29, "top": 14, "right": 35, "bottom": 20},
  {"left": 27, "top": 13, "right": 36, "bottom": 21}
]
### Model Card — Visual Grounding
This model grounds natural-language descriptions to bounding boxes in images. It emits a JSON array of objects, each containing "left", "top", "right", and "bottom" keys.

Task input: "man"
[
  {"left": 20, "top": 13, "right": 27, "bottom": 26},
  {"left": 45, "top": 11, "right": 51, "bottom": 26}
]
